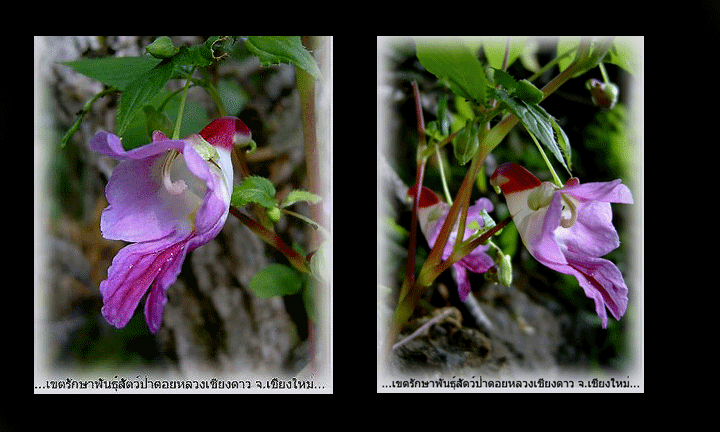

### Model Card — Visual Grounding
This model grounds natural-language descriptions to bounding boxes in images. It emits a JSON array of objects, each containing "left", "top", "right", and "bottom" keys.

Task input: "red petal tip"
[
  {"left": 408, "top": 185, "right": 440, "bottom": 208},
  {"left": 199, "top": 116, "right": 251, "bottom": 150},
  {"left": 490, "top": 162, "right": 541, "bottom": 195}
]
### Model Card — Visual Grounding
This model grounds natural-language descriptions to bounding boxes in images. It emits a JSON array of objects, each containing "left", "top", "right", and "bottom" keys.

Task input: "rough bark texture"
[{"left": 160, "top": 215, "right": 297, "bottom": 375}]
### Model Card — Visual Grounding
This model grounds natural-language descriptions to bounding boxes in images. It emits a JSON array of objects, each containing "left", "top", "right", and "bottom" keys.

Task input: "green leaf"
[
  {"left": 492, "top": 68, "right": 517, "bottom": 91},
  {"left": 249, "top": 264, "right": 304, "bottom": 297},
  {"left": 556, "top": 37, "right": 581, "bottom": 74},
  {"left": 605, "top": 40, "right": 637, "bottom": 75},
  {"left": 415, "top": 39, "right": 488, "bottom": 105},
  {"left": 494, "top": 88, "right": 570, "bottom": 173},
  {"left": 557, "top": 37, "right": 614, "bottom": 77},
  {"left": 172, "top": 45, "right": 214, "bottom": 68},
  {"left": 142, "top": 105, "right": 173, "bottom": 138},
  {"left": 116, "top": 60, "right": 173, "bottom": 136},
  {"left": 280, "top": 189, "right": 322, "bottom": 208},
  {"left": 231, "top": 176, "right": 277, "bottom": 208},
  {"left": 218, "top": 77, "right": 250, "bottom": 115},
  {"left": 549, "top": 117, "right": 572, "bottom": 173},
  {"left": 244, "top": 36, "right": 321, "bottom": 79},
  {"left": 62, "top": 56, "right": 162, "bottom": 90},
  {"left": 492, "top": 70, "right": 543, "bottom": 104},
  {"left": 481, "top": 37, "right": 527, "bottom": 70}
]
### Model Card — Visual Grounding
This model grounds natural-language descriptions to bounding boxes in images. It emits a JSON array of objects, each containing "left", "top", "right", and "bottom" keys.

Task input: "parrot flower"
[
  {"left": 490, "top": 162, "right": 633, "bottom": 328},
  {"left": 409, "top": 186, "right": 495, "bottom": 301},
  {"left": 90, "top": 117, "right": 251, "bottom": 333}
]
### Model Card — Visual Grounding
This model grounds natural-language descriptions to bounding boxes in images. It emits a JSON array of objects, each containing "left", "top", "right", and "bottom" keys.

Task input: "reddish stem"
[{"left": 228, "top": 206, "right": 310, "bottom": 274}]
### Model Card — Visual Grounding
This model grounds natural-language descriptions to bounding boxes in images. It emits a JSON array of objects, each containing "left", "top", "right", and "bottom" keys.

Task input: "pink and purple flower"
[
  {"left": 490, "top": 162, "right": 633, "bottom": 328},
  {"left": 409, "top": 186, "right": 495, "bottom": 301},
  {"left": 91, "top": 117, "right": 250, "bottom": 333}
]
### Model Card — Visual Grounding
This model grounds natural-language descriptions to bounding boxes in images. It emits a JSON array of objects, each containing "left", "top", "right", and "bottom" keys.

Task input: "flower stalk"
[
  {"left": 228, "top": 206, "right": 311, "bottom": 274},
  {"left": 172, "top": 66, "right": 196, "bottom": 140}
]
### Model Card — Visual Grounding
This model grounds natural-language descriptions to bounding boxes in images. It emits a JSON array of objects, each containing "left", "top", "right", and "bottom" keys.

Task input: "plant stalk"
[
  {"left": 228, "top": 206, "right": 310, "bottom": 274},
  {"left": 172, "top": 66, "right": 196, "bottom": 140}
]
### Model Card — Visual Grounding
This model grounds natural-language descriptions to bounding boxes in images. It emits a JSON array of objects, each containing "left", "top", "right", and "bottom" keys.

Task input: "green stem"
[
  {"left": 439, "top": 216, "right": 511, "bottom": 275},
  {"left": 453, "top": 126, "right": 486, "bottom": 256},
  {"left": 435, "top": 146, "right": 453, "bottom": 204},
  {"left": 598, "top": 61, "right": 611, "bottom": 84},
  {"left": 199, "top": 69, "right": 227, "bottom": 116},
  {"left": 382, "top": 215, "right": 511, "bottom": 360},
  {"left": 157, "top": 86, "right": 189, "bottom": 113},
  {"left": 419, "top": 130, "right": 458, "bottom": 159},
  {"left": 281, "top": 208, "right": 329, "bottom": 238},
  {"left": 527, "top": 128, "right": 563, "bottom": 186},
  {"left": 61, "top": 87, "right": 119, "bottom": 148},
  {"left": 172, "top": 66, "right": 197, "bottom": 140},
  {"left": 528, "top": 46, "right": 576, "bottom": 83}
]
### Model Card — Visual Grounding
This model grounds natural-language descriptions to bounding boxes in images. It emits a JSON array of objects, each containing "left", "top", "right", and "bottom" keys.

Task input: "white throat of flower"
[
  {"left": 559, "top": 193, "right": 579, "bottom": 228},
  {"left": 161, "top": 150, "right": 187, "bottom": 195},
  {"left": 157, "top": 134, "right": 233, "bottom": 235},
  {"left": 526, "top": 181, "right": 579, "bottom": 229},
  {"left": 160, "top": 136, "right": 223, "bottom": 197}
]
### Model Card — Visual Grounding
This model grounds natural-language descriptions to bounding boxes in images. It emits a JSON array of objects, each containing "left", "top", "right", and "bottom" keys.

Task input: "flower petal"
[
  {"left": 143, "top": 239, "right": 188, "bottom": 333},
  {"left": 90, "top": 131, "right": 185, "bottom": 161},
  {"left": 100, "top": 234, "right": 189, "bottom": 330},
  {"left": 408, "top": 185, "right": 440, "bottom": 208},
  {"left": 556, "top": 200, "right": 620, "bottom": 258},
  {"left": 94, "top": 132, "right": 196, "bottom": 242},
  {"left": 97, "top": 134, "right": 229, "bottom": 244},
  {"left": 451, "top": 265, "right": 472, "bottom": 301},
  {"left": 563, "top": 179, "right": 633, "bottom": 204},
  {"left": 101, "top": 156, "right": 177, "bottom": 242},
  {"left": 529, "top": 192, "right": 568, "bottom": 265},
  {"left": 184, "top": 145, "right": 233, "bottom": 242},
  {"left": 458, "top": 247, "right": 494, "bottom": 274},
  {"left": 428, "top": 198, "right": 494, "bottom": 246},
  {"left": 200, "top": 116, "right": 252, "bottom": 150},
  {"left": 541, "top": 254, "right": 628, "bottom": 329},
  {"left": 93, "top": 118, "right": 240, "bottom": 334},
  {"left": 490, "top": 162, "right": 541, "bottom": 195}
]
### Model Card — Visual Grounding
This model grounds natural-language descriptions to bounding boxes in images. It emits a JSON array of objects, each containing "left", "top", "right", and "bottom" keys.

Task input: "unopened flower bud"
[
  {"left": 146, "top": 36, "right": 180, "bottom": 59},
  {"left": 268, "top": 206, "right": 282, "bottom": 222},
  {"left": 497, "top": 252, "right": 513, "bottom": 287},
  {"left": 586, "top": 78, "right": 619, "bottom": 109}
]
